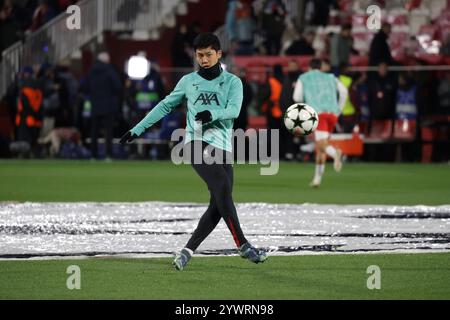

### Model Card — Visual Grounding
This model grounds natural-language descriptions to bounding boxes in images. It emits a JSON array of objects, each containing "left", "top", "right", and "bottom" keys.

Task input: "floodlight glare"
[{"left": 126, "top": 56, "right": 150, "bottom": 80}]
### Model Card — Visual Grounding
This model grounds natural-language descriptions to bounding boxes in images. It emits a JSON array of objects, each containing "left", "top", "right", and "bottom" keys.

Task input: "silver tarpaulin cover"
[{"left": 1, "top": 202, "right": 449, "bottom": 259}]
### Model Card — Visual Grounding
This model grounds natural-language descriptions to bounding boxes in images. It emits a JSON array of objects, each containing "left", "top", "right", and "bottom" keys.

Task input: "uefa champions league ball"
[{"left": 284, "top": 103, "right": 319, "bottom": 136}]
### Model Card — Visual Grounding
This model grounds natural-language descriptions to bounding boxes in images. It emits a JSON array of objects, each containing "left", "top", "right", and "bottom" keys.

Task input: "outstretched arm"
[{"left": 130, "top": 77, "right": 186, "bottom": 136}]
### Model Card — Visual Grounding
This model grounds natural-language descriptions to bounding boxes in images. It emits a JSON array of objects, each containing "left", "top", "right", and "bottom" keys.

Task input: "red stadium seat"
[
  {"left": 339, "top": 0, "right": 353, "bottom": 11},
  {"left": 418, "top": 24, "right": 437, "bottom": 38},
  {"left": 352, "top": 32, "right": 374, "bottom": 53},
  {"left": 393, "top": 119, "right": 417, "bottom": 140},
  {"left": 389, "top": 32, "right": 409, "bottom": 59},
  {"left": 436, "top": 10, "right": 450, "bottom": 29},
  {"left": 421, "top": 126, "right": 434, "bottom": 162},
  {"left": 389, "top": 32, "right": 409, "bottom": 47},
  {"left": 247, "top": 116, "right": 267, "bottom": 130},
  {"left": 387, "top": 13, "right": 408, "bottom": 25},
  {"left": 406, "top": 0, "right": 422, "bottom": 10},
  {"left": 352, "top": 13, "right": 368, "bottom": 26},
  {"left": 368, "top": 120, "right": 393, "bottom": 140}
]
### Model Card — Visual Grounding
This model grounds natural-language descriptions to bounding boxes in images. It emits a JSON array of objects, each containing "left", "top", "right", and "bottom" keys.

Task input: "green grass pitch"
[
  {"left": 0, "top": 160, "right": 449, "bottom": 204},
  {"left": 0, "top": 253, "right": 449, "bottom": 299},
  {"left": 0, "top": 160, "right": 449, "bottom": 299}
]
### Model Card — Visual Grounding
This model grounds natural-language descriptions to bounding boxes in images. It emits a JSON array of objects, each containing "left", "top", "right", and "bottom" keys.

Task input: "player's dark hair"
[
  {"left": 309, "top": 58, "right": 322, "bottom": 70},
  {"left": 193, "top": 33, "right": 221, "bottom": 51}
]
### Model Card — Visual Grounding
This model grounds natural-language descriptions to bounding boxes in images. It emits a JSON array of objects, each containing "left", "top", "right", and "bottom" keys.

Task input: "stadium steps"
[{"left": 0, "top": 0, "right": 198, "bottom": 99}]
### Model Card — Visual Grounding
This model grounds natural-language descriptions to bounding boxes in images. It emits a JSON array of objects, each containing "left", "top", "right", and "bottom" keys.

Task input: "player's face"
[{"left": 195, "top": 47, "right": 222, "bottom": 69}]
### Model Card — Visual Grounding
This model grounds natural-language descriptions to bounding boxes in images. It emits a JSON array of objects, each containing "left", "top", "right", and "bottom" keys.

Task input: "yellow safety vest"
[{"left": 339, "top": 75, "right": 356, "bottom": 116}]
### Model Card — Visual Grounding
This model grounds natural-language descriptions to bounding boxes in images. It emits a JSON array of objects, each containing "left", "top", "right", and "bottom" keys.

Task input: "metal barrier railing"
[
  {"left": 0, "top": 42, "right": 23, "bottom": 98},
  {"left": 0, "top": 0, "right": 185, "bottom": 99}
]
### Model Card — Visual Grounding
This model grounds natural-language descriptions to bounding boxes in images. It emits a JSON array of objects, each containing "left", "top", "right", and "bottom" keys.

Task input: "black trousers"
[
  {"left": 186, "top": 141, "right": 248, "bottom": 252},
  {"left": 90, "top": 113, "right": 114, "bottom": 158}
]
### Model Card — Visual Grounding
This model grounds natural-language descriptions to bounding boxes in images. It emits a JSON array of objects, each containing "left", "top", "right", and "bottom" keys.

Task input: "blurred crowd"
[
  {"left": 0, "top": 0, "right": 449, "bottom": 161},
  {"left": 0, "top": 52, "right": 186, "bottom": 160},
  {"left": 224, "top": 0, "right": 344, "bottom": 57},
  {"left": 2, "top": 46, "right": 449, "bottom": 161},
  {"left": 0, "top": 0, "right": 79, "bottom": 59},
  {"left": 225, "top": 0, "right": 450, "bottom": 58}
]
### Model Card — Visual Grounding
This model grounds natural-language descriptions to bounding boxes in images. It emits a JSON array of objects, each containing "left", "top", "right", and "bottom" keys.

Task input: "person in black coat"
[
  {"left": 85, "top": 52, "right": 122, "bottom": 159},
  {"left": 285, "top": 31, "right": 316, "bottom": 56},
  {"left": 367, "top": 62, "right": 397, "bottom": 121},
  {"left": 171, "top": 24, "right": 194, "bottom": 84},
  {"left": 369, "top": 23, "right": 393, "bottom": 67},
  {"left": 233, "top": 67, "right": 253, "bottom": 132},
  {"left": 279, "top": 60, "right": 301, "bottom": 160}
]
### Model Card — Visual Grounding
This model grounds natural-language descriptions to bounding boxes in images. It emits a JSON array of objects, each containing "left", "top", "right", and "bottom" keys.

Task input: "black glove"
[
  {"left": 120, "top": 131, "right": 137, "bottom": 144},
  {"left": 195, "top": 110, "right": 212, "bottom": 123}
]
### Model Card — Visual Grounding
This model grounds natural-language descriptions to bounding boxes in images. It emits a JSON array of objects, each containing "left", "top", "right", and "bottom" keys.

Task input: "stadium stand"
[{"left": 0, "top": 0, "right": 448, "bottom": 162}]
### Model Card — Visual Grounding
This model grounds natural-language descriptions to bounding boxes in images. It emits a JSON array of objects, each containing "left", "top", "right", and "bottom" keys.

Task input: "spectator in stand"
[
  {"left": 38, "top": 62, "right": 74, "bottom": 130},
  {"left": 280, "top": 60, "right": 302, "bottom": 160},
  {"left": 308, "top": 0, "right": 338, "bottom": 27},
  {"left": 133, "top": 58, "right": 166, "bottom": 123},
  {"left": 171, "top": 24, "right": 194, "bottom": 83},
  {"left": 395, "top": 72, "right": 418, "bottom": 161},
  {"left": 367, "top": 62, "right": 397, "bottom": 123},
  {"left": 280, "top": 19, "right": 299, "bottom": 54},
  {"left": 30, "top": 0, "right": 59, "bottom": 31},
  {"left": 330, "top": 24, "right": 354, "bottom": 75},
  {"left": 84, "top": 52, "right": 122, "bottom": 160},
  {"left": 234, "top": 0, "right": 256, "bottom": 55},
  {"left": 320, "top": 58, "right": 332, "bottom": 73},
  {"left": 285, "top": 30, "right": 316, "bottom": 56},
  {"left": 261, "top": 64, "right": 284, "bottom": 155},
  {"left": 321, "top": 31, "right": 335, "bottom": 59},
  {"left": 354, "top": 72, "right": 370, "bottom": 132},
  {"left": 55, "top": 61, "right": 79, "bottom": 127},
  {"left": 338, "top": 64, "right": 359, "bottom": 133},
  {"left": 227, "top": 0, "right": 256, "bottom": 56},
  {"left": 369, "top": 23, "right": 393, "bottom": 67},
  {"left": 187, "top": 21, "right": 203, "bottom": 47},
  {"left": 0, "top": 0, "right": 21, "bottom": 58},
  {"left": 233, "top": 67, "right": 253, "bottom": 131},
  {"left": 396, "top": 72, "right": 417, "bottom": 122},
  {"left": 37, "top": 62, "right": 60, "bottom": 137},
  {"left": 437, "top": 72, "right": 450, "bottom": 115},
  {"left": 225, "top": 0, "right": 238, "bottom": 42},
  {"left": 415, "top": 60, "right": 440, "bottom": 116},
  {"left": 261, "top": 0, "right": 286, "bottom": 55},
  {"left": 15, "top": 66, "right": 44, "bottom": 157},
  {"left": 11, "top": 1, "right": 38, "bottom": 35}
]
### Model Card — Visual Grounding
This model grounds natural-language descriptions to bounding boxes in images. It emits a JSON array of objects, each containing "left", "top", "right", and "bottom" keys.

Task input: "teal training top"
[
  {"left": 130, "top": 70, "right": 243, "bottom": 152},
  {"left": 298, "top": 70, "right": 340, "bottom": 114}
]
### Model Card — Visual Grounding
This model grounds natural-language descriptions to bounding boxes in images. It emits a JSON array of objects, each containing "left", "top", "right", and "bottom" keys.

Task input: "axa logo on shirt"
[{"left": 194, "top": 92, "right": 219, "bottom": 106}]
